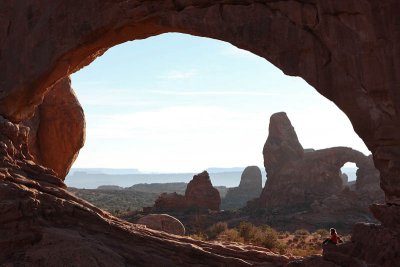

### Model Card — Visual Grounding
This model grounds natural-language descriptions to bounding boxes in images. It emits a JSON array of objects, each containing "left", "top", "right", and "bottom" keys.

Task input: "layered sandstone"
[
  {"left": 222, "top": 166, "right": 263, "bottom": 210},
  {"left": 23, "top": 77, "right": 85, "bottom": 179},
  {"left": 1, "top": 1, "right": 400, "bottom": 266}
]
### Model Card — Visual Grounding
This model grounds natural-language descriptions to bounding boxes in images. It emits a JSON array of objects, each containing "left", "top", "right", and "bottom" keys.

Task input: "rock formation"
[
  {"left": 258, "top": 112, "right": 374, "bottom": 211},
  {"left": 137, "top": 214, "right": 186, "bottom": 235},
  {"left": 246, "top": 112, "right": 385, "bottom": 235},
  {"left": 185, "top": 171, "right": 221, "bottom": 211},
  {"left": 222, "top": 166, "right": 263, "bottom": 210},
  {"left": 341, "top": 173, "right": 349, "bottom": 186},
  {"left": 1, "top": 1, "right": 400, "bottom": 266},
  {"left": 153, "top": 192, "right": 188, "bottom": 212},
  {"left": 23, "top": 77, "right": 85, "bottom": 179},
  {"left": 153, "top": 171, "right": 221, "bottom": 213}
]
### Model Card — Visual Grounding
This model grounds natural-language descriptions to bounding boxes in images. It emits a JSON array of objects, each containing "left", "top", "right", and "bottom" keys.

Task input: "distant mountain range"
[
  {"left": 65, "top": 167, "right": 265, "bottom": 189},
  {"left": 69, "top": 168, "right": 141, "bottom": 175},
  {"left": 65, "top": 166, "right": 357, "bottom": 189}
]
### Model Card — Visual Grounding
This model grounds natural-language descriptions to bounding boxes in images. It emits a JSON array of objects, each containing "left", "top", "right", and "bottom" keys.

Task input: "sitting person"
[{"left": 323, "top": 228, "right": 342, "bottom": 245}]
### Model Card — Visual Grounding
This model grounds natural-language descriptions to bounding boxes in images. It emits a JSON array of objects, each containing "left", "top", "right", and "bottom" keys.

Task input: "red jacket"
[{"left": 330, "top": 233, "right": 341, "bottom": 244}]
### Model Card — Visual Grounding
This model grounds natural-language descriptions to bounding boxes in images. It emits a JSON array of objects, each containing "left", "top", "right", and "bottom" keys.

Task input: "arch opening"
[
  {"left": 340, "top": 162, "right": 358, "bottom": 190},
  {"left": 60, "top": 33, "right": 369, "bottom": 190},
  {"left": 2, "top": 0, "right": 399, "bottom": 206}
]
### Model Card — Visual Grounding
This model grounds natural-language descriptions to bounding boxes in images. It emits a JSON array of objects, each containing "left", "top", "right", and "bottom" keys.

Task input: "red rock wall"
[{"left": 23, "top": 77, "right": 85, "bottom": 179}]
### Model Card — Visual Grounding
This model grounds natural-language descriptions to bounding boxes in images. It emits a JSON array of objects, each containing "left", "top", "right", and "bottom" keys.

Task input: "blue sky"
[{"left": 70, "top": 33, "right": 369, "bottom": 173}]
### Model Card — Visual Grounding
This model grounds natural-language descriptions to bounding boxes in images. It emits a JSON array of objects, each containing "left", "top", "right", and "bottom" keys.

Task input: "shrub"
[
  {"left": 294, "top": 229, "right": 310, "bottom": 236},
  {"left": 261, "top": 230, "right": 279, "bottom": 249},
  {"left": 190, "top": 233, "right": 207, "bottom": 241},
  {"left": 277, "top": 243, "right": 288, "bottom": 255},
  {"left": 281, "top": 231, "right": 290, "bottom": 238},
  {"left": 315, "top": 229, "right": 329, "bottom": 237},
  {"left": 238, "top": 222, "right": 256, "bottom": 242},
  {"left": 219, "top": 229, "right": 244, "bottom": 243},
  {"left": 207, "top": 222, "right": 228, "bottom": 239},
  {"left": 251, "top": 225, "right": 279, "bottom": 249}
]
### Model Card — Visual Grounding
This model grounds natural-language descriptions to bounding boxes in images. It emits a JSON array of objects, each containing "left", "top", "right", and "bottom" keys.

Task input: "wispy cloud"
[
  {"left": 149, "top": 89, "right": 278, "bottom": 96},
  {"left": 85, "top": 106, "right": 267, "bottom": 139},
  {"left": 159, "top": 69, "right": 197, "bottom": 80},
  {"left": 74, "top": 88, "right": 158, "bottom": 107}
]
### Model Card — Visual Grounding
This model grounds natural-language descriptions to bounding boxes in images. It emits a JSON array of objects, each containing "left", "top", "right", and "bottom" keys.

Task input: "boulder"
[{"left": 137, "top": 214, "right": 185, "bottom": 235}]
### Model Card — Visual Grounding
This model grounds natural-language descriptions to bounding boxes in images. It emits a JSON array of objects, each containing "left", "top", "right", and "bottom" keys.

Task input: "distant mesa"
[
  {"left": 69, "top": 168, "right": 142, "bottom": 176},
  {"left": 221, "top": 166, "right": 262, "bottom": 210},
  {"left": 128, "top": 182, "right": 187, "bottom": 195},
  {"left": 136, "top": 214, "right": 185, "bottom": 235},
  {"left": 153, "top": 171, "right": 220, "bottom": 213},
  {"left": 97, "top": 185, "right": 123, "bottom": 190}
]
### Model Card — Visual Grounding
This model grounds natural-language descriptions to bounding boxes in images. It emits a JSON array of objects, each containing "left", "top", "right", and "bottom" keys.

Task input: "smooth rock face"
[
  {"left": 137, "top": 214, "right": 186, "bottom": 235},
  {"left": 154, "top": 171, "right": 221, "bottom": 212},
  {"left": 263, "top": 112, "right": 304, "bottom": 178},
  {"left": 222, "top": 166, "right": 263, "bottom": 209},
  {"left": 23, "top": 77, "right": 85, "bottom": 179},
  {"left": 0, "top": 1, "right": 400, "bottom": 266}
]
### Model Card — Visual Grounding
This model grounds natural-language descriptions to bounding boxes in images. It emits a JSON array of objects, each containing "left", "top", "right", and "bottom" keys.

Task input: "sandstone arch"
[
  {"left": 259, "top": 112, "right": 378, "bottom": 210},
  {"left": 1, "top": 1, "right": 400, "bottom": 266},
  {"left": 1, "top": 1, "right": 399, "bottom": 204}
]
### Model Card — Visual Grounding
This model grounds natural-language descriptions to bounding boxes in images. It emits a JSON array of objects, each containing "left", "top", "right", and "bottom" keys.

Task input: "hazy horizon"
[{"left": 65, "top": 165, "right": 358, "bottom": 189}]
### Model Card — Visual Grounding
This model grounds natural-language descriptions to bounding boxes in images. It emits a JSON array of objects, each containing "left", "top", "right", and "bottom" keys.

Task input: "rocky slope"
[{"left": 0, "top": 116, "right": 293, "bottom": 266}]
